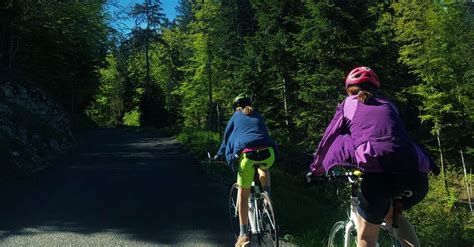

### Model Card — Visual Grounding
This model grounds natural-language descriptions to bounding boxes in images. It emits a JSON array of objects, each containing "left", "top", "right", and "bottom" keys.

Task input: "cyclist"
[
  {"left": 307, "top": 67, "right": 438, "bottom": 247},
  {"left": 215, "top": 94, "right": 278, "bottom": 247}
]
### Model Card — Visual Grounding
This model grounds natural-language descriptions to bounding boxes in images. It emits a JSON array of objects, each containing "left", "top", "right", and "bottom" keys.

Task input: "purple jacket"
[{"left": 310, "top": 95, "right": 433, "bottom": 175}]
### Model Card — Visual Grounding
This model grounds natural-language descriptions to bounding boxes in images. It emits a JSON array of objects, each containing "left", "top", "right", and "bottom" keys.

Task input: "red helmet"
[{"left": 344, "top": 66, "right": 380, "bottom": 89}]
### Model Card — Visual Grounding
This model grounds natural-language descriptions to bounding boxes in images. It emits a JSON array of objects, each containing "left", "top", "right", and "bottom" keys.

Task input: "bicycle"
[
  {"left": 208, "top": 153, "right": 279, "bottom": 246},
  {"left": 312, "top": 168, "right": 403, "bottom": 247}
]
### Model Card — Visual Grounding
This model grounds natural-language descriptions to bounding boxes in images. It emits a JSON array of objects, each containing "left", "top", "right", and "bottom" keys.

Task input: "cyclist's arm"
[
  {"left": 309, "top": 102, "right": 346, "bottom": 175},
  {"left": 217, "top": 114, "right": 235, "bottom": 157}
]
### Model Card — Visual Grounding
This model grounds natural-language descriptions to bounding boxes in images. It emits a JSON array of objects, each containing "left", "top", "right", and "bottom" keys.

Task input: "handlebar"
[
  {"left": 306, "top": 168, "right": 363, "bottom": 184},
  {"left": 327, "top": 169, "right": 362, "bottom": 183},
  {"left": 207, "top": 152, "right": 240, "bottom": 173},
  {"left": 207, "top": 152, "right": 225, "bottom": 163}
]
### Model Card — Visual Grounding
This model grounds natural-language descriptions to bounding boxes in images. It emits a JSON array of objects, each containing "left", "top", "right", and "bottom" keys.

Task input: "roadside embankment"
[{"left": 0, "top": 81, "right": 74, "bottom": 179}]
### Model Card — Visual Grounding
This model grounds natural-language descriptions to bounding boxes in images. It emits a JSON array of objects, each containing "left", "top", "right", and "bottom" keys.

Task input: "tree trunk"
[
  {"left": 206, "top": 38, "right": 213, "bottom": 131},
  {"left": 217, "top": 104, "right": 221, "bottom": 138},
  {"left": 145, "top": 0, "right": 151, "bottom": 86},
  {"left": 165, "top": 45, "right": 172, "bottom": 113},
  {"left": 282, "top": 77, "right": 289, "bottom": 127},
  {"left": 435, "top": 126, "right": 449, "bottom": 195},
  {"left": 460, "top": 149, "right": 472, "bottom": 212}
]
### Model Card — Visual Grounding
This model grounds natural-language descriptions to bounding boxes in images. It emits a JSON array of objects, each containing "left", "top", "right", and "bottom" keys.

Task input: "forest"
[{"left": 0, "top": 0, "right": 473, "bottom": 245}]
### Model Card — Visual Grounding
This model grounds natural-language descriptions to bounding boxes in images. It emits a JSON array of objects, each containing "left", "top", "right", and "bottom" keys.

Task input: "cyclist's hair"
[
  {"left": 236, "top": 105, "right": 254, "bottom": 115},
  {"left": 346, "top": 82, "right": 376, "bottom": 103}
]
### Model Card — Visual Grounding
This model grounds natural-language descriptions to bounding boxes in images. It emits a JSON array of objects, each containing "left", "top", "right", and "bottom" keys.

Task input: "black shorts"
[{"left": 357, "top": 172, "right": 428, "bottom": 224}]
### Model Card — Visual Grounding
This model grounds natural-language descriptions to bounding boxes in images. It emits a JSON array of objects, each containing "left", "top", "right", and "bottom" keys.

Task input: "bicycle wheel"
[
  {"left": 327, "top": 221, "right": 357, "bottom": 247},
  {"left": 229, "top": 183, "right": 240, "bottom": 239},
  {"left": 259, "top": 192, "right": 279, "bottom": 247}
]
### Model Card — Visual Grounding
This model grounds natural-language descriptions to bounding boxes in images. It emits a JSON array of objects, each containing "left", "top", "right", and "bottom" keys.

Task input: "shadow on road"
[{"left": 0, "top": 129, "right": 234, "bottom": 246}]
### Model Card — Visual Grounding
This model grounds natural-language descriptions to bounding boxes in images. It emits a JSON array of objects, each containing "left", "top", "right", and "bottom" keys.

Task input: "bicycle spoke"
[{"left": 263, "top": 205, "right": 276, "bottom": 230}]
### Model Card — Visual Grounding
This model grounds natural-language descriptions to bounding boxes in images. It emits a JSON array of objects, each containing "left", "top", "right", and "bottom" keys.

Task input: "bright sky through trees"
[{"left": 107, "top": 0, "right": 178, "bottom": 32}]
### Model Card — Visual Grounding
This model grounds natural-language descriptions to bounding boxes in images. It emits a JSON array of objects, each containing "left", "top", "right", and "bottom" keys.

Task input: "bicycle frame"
[
  {"left": 327, "top": 170, "right": 401, "bottom": 247},
  {"left": 248, "top": 166, "right": 278, "bottom": 245},
  {"left": 248, "top": 180, "right": 262, "bottom": 234},
  {"left": 226, "top": 157, "right": 279, "bottom": 246},
  {"left": 343, "top": 196, "right": 358, "bottom": 246}
]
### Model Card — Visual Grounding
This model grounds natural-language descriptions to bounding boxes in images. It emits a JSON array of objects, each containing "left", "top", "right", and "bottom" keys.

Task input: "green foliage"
[
  {"left": 177, "top": 0, "right": 231, "bottom": 129},
  {"left": 20, "top": 0, "right": 469, "bottom": 244},
  {"left": 87, "top": 54, "right": 125, "bottom": 127},
  {"left": 406, "top": 171, "right": 473, "bottom": 246},
  {"left": 1, "top": 1, "right": 109, "bottom": 113},
  {"left": 122, "top": 109, "right": 141, "bottom": 127},
  {"left": 88, "top": 0, "right": 173, "bottom": 128},
  {"left": 393, "top": 1, "right": 474, "bottom": 157},
  {"left": 271, "top": 169, "right": 347, "bottom": 246},
  {"left": 166, "top": 3, "right": 473, "bottom": 242},
  {"left": 177, "top": 128, "right": 221, "bottom": 159}
]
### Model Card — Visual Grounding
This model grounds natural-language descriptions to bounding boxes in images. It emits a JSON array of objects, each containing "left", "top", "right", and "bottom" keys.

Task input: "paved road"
[{"left": 0, "top": 129, "right": 236, "bottom": 246}]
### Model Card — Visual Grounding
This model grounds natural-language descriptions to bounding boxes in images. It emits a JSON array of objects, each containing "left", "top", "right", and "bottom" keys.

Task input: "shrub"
[
  {"left": 406, "top": 170, "right": 473, "bottom": 246},
  {"left": 122, "top": 109, "right": 141, "bottom": 127},
  {"left": 177, "top": 128, "right": 221, "bottom": 159}
]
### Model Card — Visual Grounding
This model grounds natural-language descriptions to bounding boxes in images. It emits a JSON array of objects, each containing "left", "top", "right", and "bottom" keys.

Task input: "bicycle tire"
[
  {"left": 327, "top": 221, "right": 357, "bottom": 247},
  {"left": 228, "top": 183, "right": 240, "bottom": 239},
  {"left": 259, "top": 192, "right": 279, "bottom": 247}
]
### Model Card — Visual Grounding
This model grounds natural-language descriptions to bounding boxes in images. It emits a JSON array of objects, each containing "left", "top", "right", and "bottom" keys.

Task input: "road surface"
[{"left": 0, "top": 129, "right": 236, "bottom": 246}]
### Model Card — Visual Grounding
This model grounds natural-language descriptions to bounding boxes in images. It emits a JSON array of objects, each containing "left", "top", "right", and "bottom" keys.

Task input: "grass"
[
  {"left": 177, "top": 128, "right": 222, "bottom": 159},
  {"left": 271, "top": 168, "right": 347, "bottom": 245},
  {"left": 405, "top": 171, "right": 473, "bottom": 246}
]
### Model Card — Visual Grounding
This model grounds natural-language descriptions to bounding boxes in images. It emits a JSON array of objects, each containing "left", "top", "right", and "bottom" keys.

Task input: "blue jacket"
[{"left": 217, "top": 110, "right": 278, "bottom": 165}]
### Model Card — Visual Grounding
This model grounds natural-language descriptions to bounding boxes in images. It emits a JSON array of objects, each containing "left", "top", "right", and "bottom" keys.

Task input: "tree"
[
  {"left": 128, "top": 0, "right": 169, "bottom": 127},
  {"left": 88, "top": 54, "right": 125, "bottom": 127},
  {"left": 393, "top": 1, "right": 474, "bottom": 192},
  {"left": 129, "top": 0, "right": 166, "bottom": 85},
  {"left": 1, "top": 1, "right": 109, "bottom": 113}
]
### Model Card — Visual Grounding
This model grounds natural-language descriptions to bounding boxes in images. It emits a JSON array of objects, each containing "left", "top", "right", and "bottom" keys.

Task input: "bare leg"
[
  {"left": 355, "top": 213, "right": 380, "bottom": 247},
  {"left": 384, "top": 208, "right": 420, "bottom": 247},
  {"left": 258, "top": 168, "right": 270, "bottom": 187},
  {"left": 238, "top": 187, "right": 251, "bottom": 226}
]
